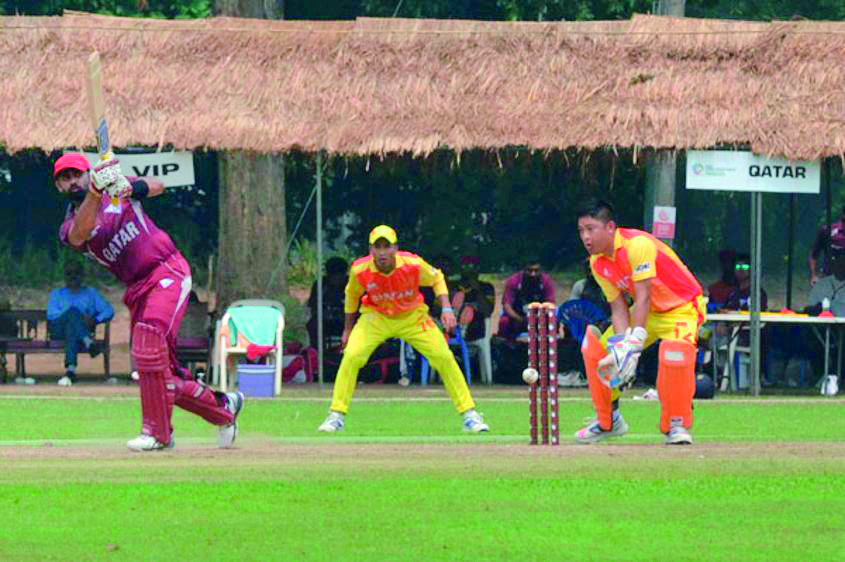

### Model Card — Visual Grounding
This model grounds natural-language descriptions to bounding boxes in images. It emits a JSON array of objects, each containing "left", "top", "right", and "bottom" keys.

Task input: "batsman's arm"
[
  {"left": 140, "top": 177, "right": 165, "bottom": 198},
  {"left": 66, "top": 191, "right": 102, "bottom": 247}
]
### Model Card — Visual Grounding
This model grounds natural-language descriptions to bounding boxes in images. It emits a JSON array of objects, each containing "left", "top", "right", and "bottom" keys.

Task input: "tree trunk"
[
  {"left": 215, "top": 0, "right": 287, "bottom": 310},
  {"left": 653, "top": 0, "right": 685, "bottom": 16},
  {"left": 214, "top": 0, "right": 284, "bottom": 18},
  {"left": 644, "top": 150, "right": 677, "bottom": 240},
  {"left": 645, "top": 2, "right": 684, "bottom": 245},
  {"left": 217, "top": 152, "right": 287, "bottom": 307}
]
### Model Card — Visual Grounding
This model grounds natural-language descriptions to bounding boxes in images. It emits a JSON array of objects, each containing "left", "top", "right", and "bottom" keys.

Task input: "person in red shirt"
[
  {"left": 575, "top": 199, "right": 706, "bottom": 445},
  {"left": 498, "top": 259, "right": 556, "bottom": 339},
  {"left": 317, "top": 225, "right": 489, "bottom": 434},
  {"left": 706, "top": 249, "right": 738, "bottom": 309},
  {"left": 808, "top": 206, "right": 845, "bottom": 286}
]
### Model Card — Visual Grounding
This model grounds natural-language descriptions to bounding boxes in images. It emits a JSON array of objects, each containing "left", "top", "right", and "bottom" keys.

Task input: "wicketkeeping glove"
[
  {"left": 92, "top": 158, "right": 132, "bottom": 198},
  {"left": 597, "top": 326, "right": 648, "bottom": 390}
]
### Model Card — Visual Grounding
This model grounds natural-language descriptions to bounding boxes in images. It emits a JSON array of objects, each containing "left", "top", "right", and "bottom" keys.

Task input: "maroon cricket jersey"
[{"left": 59, "top": 187, "right": 181, "bottom": 287}]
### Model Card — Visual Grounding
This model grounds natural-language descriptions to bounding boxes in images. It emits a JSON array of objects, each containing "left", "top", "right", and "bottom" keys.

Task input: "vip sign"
[
  {"left": 81, "top": 151, "right": 195, "bottom": 188},
  {"left": 686, "top": 150, "right": 819, "bottom": 194}
]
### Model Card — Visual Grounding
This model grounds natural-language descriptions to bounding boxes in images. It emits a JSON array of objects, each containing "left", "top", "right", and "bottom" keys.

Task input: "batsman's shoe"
[
  {"left": 318, "top": 411, "right": 345, "bottom": 432},
  {"left": 574, "top": 414, "right": 629, "bottom": 444},
  {"left": 127, "top": 433, "right": 173, "bottom": 452},
  {"left": 664, "top": 426, "right": 693, "bottom": 445},
  {"left": 462, "top": 410, "right": 490, "bottom": 433},
  {"left": 218, "top": 391, "right": 245, "bottom": 449}
]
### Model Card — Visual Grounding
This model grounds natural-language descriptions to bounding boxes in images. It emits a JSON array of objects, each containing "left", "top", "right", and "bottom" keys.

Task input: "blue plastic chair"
[
  {"left": 420, "top": 325, "right": 472, "bottom": 385},
  {"left": 556, "top": 299, "right": 607, "bottom": 344}
]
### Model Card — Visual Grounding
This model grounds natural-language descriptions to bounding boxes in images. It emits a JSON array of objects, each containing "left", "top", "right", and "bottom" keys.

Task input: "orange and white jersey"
[
  {"left": 345, "top": 251, "right": 448, "bottom": 317},
  {"left": 590, "top": 228, "right": 702, "bottom": 313}
]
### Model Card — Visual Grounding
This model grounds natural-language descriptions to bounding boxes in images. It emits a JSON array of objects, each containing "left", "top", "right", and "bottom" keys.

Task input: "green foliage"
[
  {"left": 2, "top": 0, "right": 211, "bottom": 17},
  {"left": 686, "top": 0, "right": 845, "bottom": 20},
  {"left": 285, "top": 149, "right": 646, "bottom": 272},
  {"left": 10, "top": 0, "right": 845, "bottom": 26},
  {"left": 276, "top": 293, "right": 307, "bottom": 344},
  {"left": 287, "top": 238, "right": 357, "bottom": 288},
  {"left": 355, "top": 0, "right": 654, "bottom": 20},
  {"left": 0, "top": 239, "right": 116, "bottom": 290}
]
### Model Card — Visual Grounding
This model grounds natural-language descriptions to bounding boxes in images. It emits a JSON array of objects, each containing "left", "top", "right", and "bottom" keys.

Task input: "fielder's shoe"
[
  {"left": 318, "top": 411, "right": 345, "bottom": 432},
  {"left": 574, "top": 414, "right": 629, "bottom": 444},
  {"left": 57, "top": 375, "right": 74, "bottom": 387},
  {"left": 127, "top": 433, "right": 173, "bottom": 452},
  {"left": 462, "top": 410, "right": 489, "bottom": 433},
  {"left": 665, "top": 425, "right": 693, "bottom": 445},
  {"left": 218, "top": 391, "right": 245, "bottom": 448}
]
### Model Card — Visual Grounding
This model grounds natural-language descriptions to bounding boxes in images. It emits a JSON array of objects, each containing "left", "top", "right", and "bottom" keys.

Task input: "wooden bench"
[{"left": 0, "top": 310, "right": 110, "bottom": 383}]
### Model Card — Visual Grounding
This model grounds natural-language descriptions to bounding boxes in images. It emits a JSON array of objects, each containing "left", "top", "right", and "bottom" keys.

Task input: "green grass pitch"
[{"left": 1, "top": 385, "right": 844, "bottom": 561}]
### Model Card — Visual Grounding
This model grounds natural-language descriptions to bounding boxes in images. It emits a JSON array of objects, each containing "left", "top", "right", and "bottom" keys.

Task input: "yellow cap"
[{"left": 368, "top": 225, "right": 397, "bottom": 245}]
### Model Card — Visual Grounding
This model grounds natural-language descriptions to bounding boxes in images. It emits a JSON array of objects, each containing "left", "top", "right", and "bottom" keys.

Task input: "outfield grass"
[{"left": 1, "top": 387, "right": 844, "bottom": 561}]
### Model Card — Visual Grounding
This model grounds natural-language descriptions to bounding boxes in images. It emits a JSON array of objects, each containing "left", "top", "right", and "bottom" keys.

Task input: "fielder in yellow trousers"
[
  {"left": 318, "top": 225, "right": 489, "bottom": 434},
  {"left": 575, "top": 199, "right": 706, "bottom": 445}
]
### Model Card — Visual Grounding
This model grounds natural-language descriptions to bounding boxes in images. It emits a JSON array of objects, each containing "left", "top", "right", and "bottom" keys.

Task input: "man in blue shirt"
[{"left": 47, "top": 261, "right": 114, "bottom": 386}]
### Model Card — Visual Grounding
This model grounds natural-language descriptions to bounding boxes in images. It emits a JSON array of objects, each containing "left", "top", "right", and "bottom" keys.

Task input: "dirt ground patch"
[{"left": 3, "top": 440, "right": 844, "bottom": 467}]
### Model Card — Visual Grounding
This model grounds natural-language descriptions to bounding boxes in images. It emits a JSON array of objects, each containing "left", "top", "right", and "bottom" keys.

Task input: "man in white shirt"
[{"left": 808, "top": 249, "right": 845, "bottom": 316}]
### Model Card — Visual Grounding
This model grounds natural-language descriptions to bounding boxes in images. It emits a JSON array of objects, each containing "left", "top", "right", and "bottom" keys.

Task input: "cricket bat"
[
  {"left": 85, "top": 50, "right": 119, "bottom": 204},
  {"left": 85, "top": 50, "right": 112, "bottom": 161}
]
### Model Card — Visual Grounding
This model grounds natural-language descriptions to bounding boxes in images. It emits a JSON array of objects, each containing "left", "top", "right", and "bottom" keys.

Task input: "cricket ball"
[{"left": 522, "top": 367, "right": 539, "bottom": 385}]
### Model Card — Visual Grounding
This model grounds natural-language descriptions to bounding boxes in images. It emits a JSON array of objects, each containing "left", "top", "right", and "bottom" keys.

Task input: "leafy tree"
[
  {"left": 3, "top": 0, "right": 210, "bottom": 17},
  {"left": 686, "top": 1, "right": 845, "bottom": 20}
]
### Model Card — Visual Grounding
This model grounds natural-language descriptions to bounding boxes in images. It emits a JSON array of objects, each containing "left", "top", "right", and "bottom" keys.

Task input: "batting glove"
[
  {"left": 92, "top": 158, "right": 132, "bottom": 198},
  {"left": 597, "top": 326, "right": 647, "bottom": 390}
]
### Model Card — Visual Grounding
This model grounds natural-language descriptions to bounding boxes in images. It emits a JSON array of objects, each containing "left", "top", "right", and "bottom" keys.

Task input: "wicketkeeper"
[
  {"left": 574, "top": 199, "right": 706, "bottom": 445},
  {"left": 53, "top": 153, "right": 243, "bottom": 452}
]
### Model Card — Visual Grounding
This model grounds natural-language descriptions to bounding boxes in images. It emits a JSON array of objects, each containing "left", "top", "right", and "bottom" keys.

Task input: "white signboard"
[
  {"left": 686, "top": 150, "right": 820, "bottom": 194},
  {"left": 81, "top": 151, "right": 195, "bottom": 187},
  {"left": 652, "top": 205, "right": 676, "bottom": 239}
]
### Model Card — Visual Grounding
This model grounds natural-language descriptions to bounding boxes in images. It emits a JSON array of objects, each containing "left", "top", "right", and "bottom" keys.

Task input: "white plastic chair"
[
  {"left": 466, "top": 316, "right": 493, "bottom": 384},
  {"left": 212, "top": 299, "right": 285, "bottom": 395}
]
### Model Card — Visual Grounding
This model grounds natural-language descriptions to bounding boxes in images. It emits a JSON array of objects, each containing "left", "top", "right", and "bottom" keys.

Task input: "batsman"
[
  {"left": 53, "top": 153, "right": 243, "bottom": 451},
  {"left": 574, "top": 199, "right": 706, "bottom": 445}
]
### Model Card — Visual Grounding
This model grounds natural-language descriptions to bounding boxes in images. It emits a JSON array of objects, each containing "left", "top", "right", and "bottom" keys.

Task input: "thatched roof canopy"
[{"left": 2, "top": 12, "right": 845, "bottom": 159}]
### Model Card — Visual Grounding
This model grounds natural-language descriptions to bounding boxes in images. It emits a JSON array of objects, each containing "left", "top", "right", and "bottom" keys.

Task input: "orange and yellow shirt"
[
  {"left": 345, "top": 251, "right": 448, "bottom": 317},
  {"left": 590, "top": 228, "right": 702, "bottom": 313}
]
